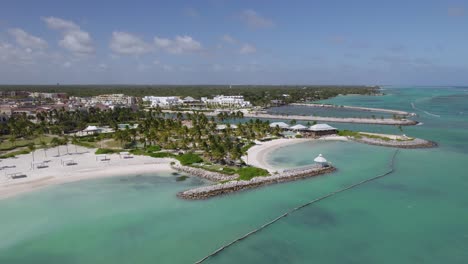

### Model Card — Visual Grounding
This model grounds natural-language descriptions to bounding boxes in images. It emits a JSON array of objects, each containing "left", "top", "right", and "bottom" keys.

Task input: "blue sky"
[{"left": 0, "top": 0, "right": 467, "bottom": 85}]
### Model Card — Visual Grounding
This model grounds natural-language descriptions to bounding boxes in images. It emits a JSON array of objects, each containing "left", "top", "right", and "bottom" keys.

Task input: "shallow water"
[{"left": 1, "top": 87, "right": 468, "bottom": 263}]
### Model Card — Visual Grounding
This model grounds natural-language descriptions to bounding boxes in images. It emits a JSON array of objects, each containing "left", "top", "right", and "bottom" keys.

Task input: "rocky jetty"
[
  {"left": 352, "top": 137, "right": 437, "bottom": 149},
  {"left": 242, "top": 113, "right": 418, "bottom": 126},
  {"left": 290, "top": 103, "right": 415, "bottom": 116},
  {"left": 178, "top": 166, "right": 335, "bottom": 200},
  {"left": 171, "top": 164, "right": 238, "bottom": 182}
]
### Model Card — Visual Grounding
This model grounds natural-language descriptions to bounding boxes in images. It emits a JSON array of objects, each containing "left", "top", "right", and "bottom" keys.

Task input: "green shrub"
[
  {"left": 95, "top": 148, "right": 121, "bottom": 154},
  {"left": 74, "top": 141, "right": 95, "bottom": 148},
  {"left": 241, "top": 141, "right": 256, "bottom": 154},
  {"left": 145, "top": 145, "right": 161, "bottom": 152},
  {"left": 237, "top": 167, "right": 269, "bottom": 180},
  {"left": 176, "top": 153, "right": 203, "bottom": 165},
  {"left": 149, "top": 152, "right": 175, "bottom": 158},
  {"left": 338, "top": 130, "right": 362, "bottom": 139},
  {"left": 0, "top": 149, "right": 31, "bottom": 159},
  {"left": 295, "top": 134, "right": 303, "bottom": 138}
]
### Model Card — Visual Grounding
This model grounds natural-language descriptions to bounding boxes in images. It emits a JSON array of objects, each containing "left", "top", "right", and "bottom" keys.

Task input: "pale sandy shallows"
[
  {"left": 0, "top": 145, "right": 174, "bottom": 200},
  {"left": 242, "top": 136, "right": 348, "bottom": 173}
]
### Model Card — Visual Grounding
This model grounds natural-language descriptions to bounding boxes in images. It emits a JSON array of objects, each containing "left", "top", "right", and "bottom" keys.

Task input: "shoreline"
[
  {"left": 0, "top": 145, "right": 175, "bottom": 201},
  {"left": 242, "top": 136, "right": 348, "bottom": 173}
]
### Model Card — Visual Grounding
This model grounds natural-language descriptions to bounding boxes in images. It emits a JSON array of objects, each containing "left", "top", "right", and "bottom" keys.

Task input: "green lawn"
[{"left": 0, "top": 136, "right": 54, "bottom": 151}]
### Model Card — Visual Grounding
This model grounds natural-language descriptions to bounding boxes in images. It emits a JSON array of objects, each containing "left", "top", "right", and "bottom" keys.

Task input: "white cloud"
[
  {"left": 240, "top": 9, "right": 274, "bottom": 29},
  {"left": 154, "top": 35, "right": 202, "bottom": 54},
  {"left": 162, "top": 65, "right": 173, "bottom": 71},
  {"left": 239, "top": 43, "right": 256, "bottom": 54},
  {"left": 8, "top": 28, "right": 48, "bottom": 50},
  {"left": 43, "top": 16, "right": 94, "bottom": 55},
  {"left": 221, "top": 34, "right": 237, "bottom": 44},
  {"left": 63, "top": 61, "right": 72, "bottom": 68},
  {"left": 110, "top": 31, "right": 152, "bottom": 55},
  {"left": 0, "top": 41, "right": 44, "bottom": 65}
]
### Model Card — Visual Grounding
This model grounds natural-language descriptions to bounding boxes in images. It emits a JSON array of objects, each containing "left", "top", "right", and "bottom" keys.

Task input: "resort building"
[
  {"left": 142, "top": 96, "right": 182, "bottom": 107},
  {"left": 307, "top": 124, "right": 338, "bottom": 137},
  {"left": 289, "top": 124, "right": 308, "bottom": 131},
  {"left": 269, "top": 122, "right": 290, "bottom": 129},
  {"left": 201, "top": 95, "right": 251, "bottom": 108},
  {"left": 91, "top": 94, "right": 135, "bottom": 107}
]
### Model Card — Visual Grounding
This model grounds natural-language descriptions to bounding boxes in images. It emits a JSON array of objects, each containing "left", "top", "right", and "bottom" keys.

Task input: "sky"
[{"left": 0, "top": 0, "right": 467, "bottom": 85}]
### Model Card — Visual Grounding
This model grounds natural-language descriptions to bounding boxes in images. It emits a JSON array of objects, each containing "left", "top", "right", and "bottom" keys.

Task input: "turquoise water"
[{"left": 1, "top": 87, "right": 468, "bottom": 263}]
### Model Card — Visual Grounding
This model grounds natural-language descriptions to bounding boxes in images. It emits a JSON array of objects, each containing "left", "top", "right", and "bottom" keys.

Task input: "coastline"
[
  {"left": 242, "top": 136, "right": 348, "bottom": 173},
  {"left": 0, "top": 145, "right": 175, "bottom": 201}
]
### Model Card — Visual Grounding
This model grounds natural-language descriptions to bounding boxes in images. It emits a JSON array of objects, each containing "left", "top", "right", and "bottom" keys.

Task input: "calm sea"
[{"left": 1, "top": 87, "right": 467, "bottom": 263}]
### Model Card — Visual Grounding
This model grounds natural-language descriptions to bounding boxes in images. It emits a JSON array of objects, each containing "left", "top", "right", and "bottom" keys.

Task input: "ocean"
[{"left": 1, "top": 87, "right": 467, "bottom": 263}]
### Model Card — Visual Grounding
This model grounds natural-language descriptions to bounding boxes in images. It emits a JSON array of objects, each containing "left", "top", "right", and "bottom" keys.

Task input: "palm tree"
[
  {"left": 50, "top": 137, "right": 62, "bottom": 156},
  {"left": 27, "top": 143, "right": 36, "bottom": 163},
  {"left": 40, "top": 140, "right": 48, "bottom": 158},
  {"left": 64, "top": 135, "right": 70, "bottom": 155},
  {"left": 9, "top": 136, "right": 16, "bottom": 147},
  {"left": 71, "top": 136, "right": 79, "bottom": 154}
]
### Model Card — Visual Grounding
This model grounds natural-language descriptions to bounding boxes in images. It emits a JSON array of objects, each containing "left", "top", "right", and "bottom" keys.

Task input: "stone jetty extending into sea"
[
  {"left": 171, "top": 164, "right": 238, "bottom": 182},
  {"left": 177, "top": 165, "right": 336, "bottom": 200},
  {"left": 242, "top": 113, "right": 418, "bottom": 126},
  {"left": 290, "top": 103, "right": 415, "bottom": 116},
  {"left": 160, "top": 110, "right": 419, "bottom": 126},
  {"left": 352, "top": 137, "right": 437, "bottom": 149}
]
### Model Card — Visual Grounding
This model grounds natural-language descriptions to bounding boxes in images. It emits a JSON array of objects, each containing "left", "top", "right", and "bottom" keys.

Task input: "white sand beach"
[
  {"left": 242, "top": 136, "right": 348, "bottom": 173},
  {"left": 0, "top": 145, "right": 175, "bottom": 200}
]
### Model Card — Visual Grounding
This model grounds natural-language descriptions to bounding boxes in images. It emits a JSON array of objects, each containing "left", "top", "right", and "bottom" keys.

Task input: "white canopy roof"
[
  {"left": 216, "top": 124, "right": 238, "bottom": 130},
  {"left": 270, "top": 122, "right": 289, "bottom": 128},
  {"left": 314, "top": 154, "right": 327, "bottom": 163},
  {"left": 289, "top": 124, "right": 308, "bottom": 130},
  {"left": 83, "top": 125, "right": 99, "bottom": 131},
  {"left": 309, "top": 124, "right": 337, "bottom": 131}
]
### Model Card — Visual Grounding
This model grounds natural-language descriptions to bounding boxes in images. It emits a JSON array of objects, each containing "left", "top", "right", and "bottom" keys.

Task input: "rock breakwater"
[
  {"left": 178, "top": 166, "right": 336, "bottom": 200},
  {"left": 171, "top": 164, "right": 238, "bottom": 182},
  {"left": 352, "top": 137, "right": 437, "bottom": 149}
]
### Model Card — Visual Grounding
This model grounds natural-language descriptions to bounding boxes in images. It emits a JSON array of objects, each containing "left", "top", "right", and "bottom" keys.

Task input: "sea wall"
[
  {"left": 178, "top": 166, "right": 336, "bottom": 200},
  {"left": 290, "top": 103, "right": 415, "bottom": 116},
  {"left": 243, "top": 113, "right": 418, "bottom": 126},
  {"left": 352, "top": 137, "right": 437, "bottom": 149},
  {"left": 171, "top": 164, "right": 238, "bottom": 182}
]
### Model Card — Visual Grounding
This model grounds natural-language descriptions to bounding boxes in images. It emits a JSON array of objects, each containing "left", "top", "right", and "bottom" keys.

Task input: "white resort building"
[
  {"left": 91, "top": 94, "right": 135, "bottom": 106},
  {"left": 201, "top": 95, "right": 251, "bottom": 108},
  {"left": 142, "top": 96, "right": 182, "bottom": 107},
  {"left": 269, "top": 122, "right": 290, "bottom": 129}
]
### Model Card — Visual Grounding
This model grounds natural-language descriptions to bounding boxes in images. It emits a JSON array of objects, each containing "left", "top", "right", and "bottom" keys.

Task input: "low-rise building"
[
  {"left": 142, "top": 96, "right": 182, "bottom": 107},
  {"left": 305, "top": 124, "right": 338, "bottom": 137},
  {"left": 201, "top": 95, "right": 251, "bottom": 108},
  {"left": 91, "top": 94, "right": 135, "bottom": 106}
]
